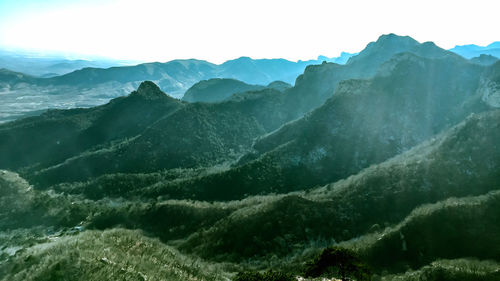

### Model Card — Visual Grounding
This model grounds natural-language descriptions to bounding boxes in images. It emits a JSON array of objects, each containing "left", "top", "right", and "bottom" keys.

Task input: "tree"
[
  {"left": 304, "top": 246, "right": 371, "bottom": 281},
  {"left": 234, "top": 270, "right": 295, "bottom": 281}
]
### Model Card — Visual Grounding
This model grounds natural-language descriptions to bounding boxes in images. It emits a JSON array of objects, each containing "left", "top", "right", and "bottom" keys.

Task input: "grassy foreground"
[{"left": 0, "top": 229, "right": 228, "bottom": 281}]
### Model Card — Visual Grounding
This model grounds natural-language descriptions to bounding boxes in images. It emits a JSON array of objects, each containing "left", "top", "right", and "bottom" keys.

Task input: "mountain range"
[
  {"left": 449, "top": 42, "right": 500, "bottom": 59},
  {"left": 182, "top": 78, "right": 291, "bottom": 103},
  {"left": 0, "top": 53, "right": 355, "bottom": 124},
  {"left": 1, "top": 38, "right": 498, "bottom": 125},
  {"left": 1, "top": 34, "right": 500, "bottom": 281},
  {"left": 0, "top": 48, "right": 133, "bottom": 77}
]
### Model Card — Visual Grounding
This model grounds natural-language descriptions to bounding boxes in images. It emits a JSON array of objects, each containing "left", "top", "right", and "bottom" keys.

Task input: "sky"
[{"left": 0, "top": 0, "right": 499, "bottom": 64}]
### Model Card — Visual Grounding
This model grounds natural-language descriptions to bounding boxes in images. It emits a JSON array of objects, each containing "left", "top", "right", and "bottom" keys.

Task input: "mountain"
[
  {"left": 470, "top": 54, "right": 499, "bottom": 65},
  {"left": 218, "top": 57, "right": 300, "bottom": 85},
  {"left": 249, "top": 51, "right": 486, "bottom": 186},
  {"left": 279, "top": 34, "right": 462, "bottom": 121},
  {"left": 182, "top": 78, "right": 265, "bottom": 102},
  {"left": 0, "top": 81, "right": 183, "bottom": 170},
  {"left": 0, "top": 34, "right": 485, "bottom": 191},
  {"left": 0, "top": 59, "right": 217, "bottom": 123},
  {"left": 0, "top": 49, "right": 129, "bottom": 77},
  {"left": 349, "top": 191, "right": 500, "bottom": 272},
  {"left": 3, "top": 36, "right": 499, "bottom": 126},
  {"left": 345, "top": 34, "right": 460, "bottom": 73},
  {"left": 0, "top": 68, "right": 36, "bottom": 91},
  {"left": 345, "top": 34, "right": 419, "bottom": 67},
  {"left": 27, "top": 99, "right": 267, "bottom": 186},
  {"left": 0, "top": 34, "right": 461, "bottom": 125},
  {"left": 138, "top": 52, "right": 487, "bottom": 202},
  {"left": 266, "top": 80, "right": 292, "bottom": 91},
  {"left": 43, "top": 54, "right": 356, "bottom": 95},
  {"left": 449, "top": 42, "right": 500, "bottom": 59},
  {"left": 476, "top": 61, "right": 500, "bottom": 108},
  {"left": 216, "top": 55, "right": 353, "bottom": 86},
  {"left": 319, "top": 52, "right": 358, "bottom": 64},
  {"left": 182, "top": 79, "right": 292, "bottom": 103},
  {"left": 2, "top": 112, "right": 500, "bottom": 278},
  {"left": 2, "top": 83, "right": 300, "bottom": 186},
  {"left": 42, "top": 59, "right": 217, "bottom": 96},
  {"left": 178, "top": 109, "right": 500, "bottom": 261},
  {"left": 0, "top": 53, "right": 353, "bottom": 124}
]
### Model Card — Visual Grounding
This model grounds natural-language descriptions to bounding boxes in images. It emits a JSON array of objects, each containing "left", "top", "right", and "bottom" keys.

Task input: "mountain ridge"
[{"left": 138, "top": 51, "right": 488, "bottom": 202}]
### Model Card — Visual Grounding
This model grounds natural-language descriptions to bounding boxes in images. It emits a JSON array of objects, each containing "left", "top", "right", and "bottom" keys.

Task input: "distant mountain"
[
  {"left": 0, "top": 60, "right": 218, "bottom": 124},
  {"left": 2, "top": 34, "right": 458, "bottom": 125},
  {"left": 218, "top": 57, "right": 299, "bottom": 85},
  {"left": 345, "top": 34, "right": 419, "bottom": 66},
  {"left": 449, "top": 42, "right": 500, "bottom": 59},
  {"left": 182, "top": 78, "right": 265, "bottom": 103},
  {"left": 1, "top": 54, "right": 354, "bottom": 98},
  {"left": 216, "top": 55, "right": 355, "bottom": 86},
  {"left": 281, "top": 34, "right": 462, "bottom": 121},
  {"left": 43, "top": 59, "right": 217, "bottom": 94},
  {"left": 470, "top": 54, "right": 499, "bottom": 65},
  {"left": 266, "top": 80, "right": 292, "bottom": 91},
  {"left": 0, "top": 49, "right": 128, "bottom": 77},
  {"left": 179, "top": 34, "right": 433, "bottom": 121},
  {"left": 318, "top": 52, "right": 358, "bottom": 64},
  {"left": 0, "top": 68, "right": 36, "bottom": 89},
  {"left": 182, "top": 78, "right": 292, "bottom": 103},
  {"left": 0, "top": 53, "right": 355, "bottom": 123},
  {"left": 346, "top": 34, "right": 461, "bottom": 75}
]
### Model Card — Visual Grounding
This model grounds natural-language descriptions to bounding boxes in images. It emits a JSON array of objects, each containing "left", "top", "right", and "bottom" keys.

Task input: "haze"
[{"left": 0, "top": 0, "right": 499, "bottom": 63}]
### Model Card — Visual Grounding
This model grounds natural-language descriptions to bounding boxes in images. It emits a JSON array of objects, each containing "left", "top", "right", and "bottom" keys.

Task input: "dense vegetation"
[
  {"left": 0, "top": 229, "right": 227, "bottom": 281},
  {"left": 182, "top": 78, "right": 266, "bottom": 102},
  {"left": 1, "top": 34, "right": 500, "bottom": 280},
  {"left": 113, "top": 52, "right": 487, "bottom": 202}
]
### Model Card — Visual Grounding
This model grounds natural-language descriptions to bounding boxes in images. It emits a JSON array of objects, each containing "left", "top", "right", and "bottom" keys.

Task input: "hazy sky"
[{"left": 0, "top": 0, "right": 499, "bottom": 63}]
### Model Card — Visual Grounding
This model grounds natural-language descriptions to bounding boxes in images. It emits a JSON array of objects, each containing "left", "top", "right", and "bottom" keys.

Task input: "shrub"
[
  {"left": 234, "top": 270, "right": 295, "bottom": 281},
  {"left": 304, "top": 246, "right": 372, "bottom": 281}
]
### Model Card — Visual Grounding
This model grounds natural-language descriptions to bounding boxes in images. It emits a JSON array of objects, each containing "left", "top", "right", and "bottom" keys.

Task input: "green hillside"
[
  {"left": 0, "top": 81, "right": 183, "bottom": 170},
  {"left": 182, "top": 78, "right": 265, "bottom": 102},
  {"left": 136, "top": 53, "right": 487, "bottom": 202},
  {"left": 177, "top": 110, "right": 500, "bottom": 260}
]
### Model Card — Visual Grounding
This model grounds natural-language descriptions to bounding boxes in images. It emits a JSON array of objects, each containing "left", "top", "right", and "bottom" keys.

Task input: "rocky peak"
[
  {"left": 134, "top": 81, "right": 167, "bottom": 100},
  {"left": 346, "top": 33, "right": 420, "bottom": 66}
]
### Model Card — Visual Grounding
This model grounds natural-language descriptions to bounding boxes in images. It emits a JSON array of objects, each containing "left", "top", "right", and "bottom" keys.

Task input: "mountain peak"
[
  {"left": 375, "top": 33, "right": 419, "bottom": 46},
  {"left": 134, "top": 81, "right": 167, "bottom": 99},
  {"left": 229, "top": 56, "right": 253, "bottom": 63},
  {"left": 378, "top": 33, "right": 398, "bottom": 39},
  {"left": 487, "top": 42, "right": 500, "bottom": 49},
  {"left": 345, "top": 34, "right": 420, "bottom": 66},
  {"left": 137, "top": 80, "right": 161, "bottom": 92}
]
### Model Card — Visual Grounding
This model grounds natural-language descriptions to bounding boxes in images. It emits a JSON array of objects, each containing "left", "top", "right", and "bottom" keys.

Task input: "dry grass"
[{"left": 0, "top": 229, "right": 229, "bottom": 281}]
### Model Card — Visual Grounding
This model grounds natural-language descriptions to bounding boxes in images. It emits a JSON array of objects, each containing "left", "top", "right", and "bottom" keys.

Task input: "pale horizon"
[{"left": 1, "top": 0, "right": 499, "bottom": 64}]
